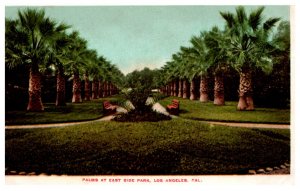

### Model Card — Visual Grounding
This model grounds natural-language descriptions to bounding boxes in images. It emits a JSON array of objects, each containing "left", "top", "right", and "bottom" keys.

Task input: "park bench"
[
  {"left": 103, "top": 100, "right": 117, "bottom": 115},
  {"left": 166, "top": 99, "right": 180, "bottom": 115}
]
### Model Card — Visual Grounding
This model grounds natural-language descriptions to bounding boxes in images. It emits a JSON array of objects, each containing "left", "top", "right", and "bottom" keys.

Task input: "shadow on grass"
[
  {"left": 5, "top": 100, "right": 106, "bottom": 125},
  {"left": 251, "top": 129, "right": 290, "bottom": 141}
]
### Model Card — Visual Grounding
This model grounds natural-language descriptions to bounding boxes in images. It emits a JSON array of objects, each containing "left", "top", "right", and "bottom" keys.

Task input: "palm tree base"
[
  {"left": 214, "top": 97, "right": 225, "bottom": 105},
  {"left": 56, "top": 92, "right": 66, "bottom": 106},
  {"left": 214, "top": 92, "right": 225, "bottom": 105},
  {"left": 92, "top": 93, "right": 98, "bottom": 99},
  {"left": 27, "top": 91, "right": 44, "bottom": 111},
  {"left": 72, "top": 93, "right": 82, "bottom": 103},
  {"left": 246, "top": 96, "right": 255, "bottom": 110},
  {"left": 200, "top": 94, "right": 209, "bottom": 102},
  {"left": 190, "top": 94, "right": 196, "bottom": 100},
  {"left": 237, "top": 96, "right": 254, "bottom": 110}
]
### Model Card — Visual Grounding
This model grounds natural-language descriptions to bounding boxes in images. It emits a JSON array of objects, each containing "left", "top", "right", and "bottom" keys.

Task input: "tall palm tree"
[
  {"left": 64, "top": 31, "right": 88, "bottom": 103},
  {"left": 220, "top": 6, "right": 280, "bottom": 110},
  {"left": 5, "top": 8, "right": 69, "bottom": 111},
  {"left": 108, "top": 64, "right": 124, "bottom": 95},
  {"left": 82, "top": 49, "right": 98, "bottom": 101},
  {"left": 179, "top": 46, "right": 199, "bottom": 100},
  {"left": 204, "top": 26, "right": 231, "bottom": 105},
  {"left": 47, "top": 32, "right": 72, "bottom": 106},
  {"left": 163, "top": 54, "right": 182, "bottom": 97},
  {"left": 99, "top": 57, "right": 111, "bottom": 97},
  {"left": 90, "top": 61, "right": 101, "bottom": 99},
  {"left": 170, "top": 54, "right": 183, "bottom": 97},
  {"left": 189, "top": 34, "right": 211, "bottom": 102}
]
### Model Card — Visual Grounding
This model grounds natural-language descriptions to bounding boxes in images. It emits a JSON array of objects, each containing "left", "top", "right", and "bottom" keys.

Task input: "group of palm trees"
[
  {"left": 5, "top": 8, "right": 124, "bottom": 111},
  {"left": 5, "top": 7, "right": 290, "bottom": 112},
  {"left": 159, "top": 6, "right": 289, "bottom": 111}
]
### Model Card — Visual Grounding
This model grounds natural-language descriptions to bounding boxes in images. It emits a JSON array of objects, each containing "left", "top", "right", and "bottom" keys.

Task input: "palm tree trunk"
[
  {"left": 98, "top": 80, "right": 103, "bottom": 98},
  {"left": 178, "top": 79, "right": 182, "bottom": 97},
  {"left": 200, "top": 75, "right": 209, "bottom": 102},
  {"left": 84, "top": 73, "right": 90, "bottom": 101},
  {"left": 72, "top": 71, "right": 82, "bottom": 103},
  {"left": 172, "top": 80, "right": 177, "bottom": 96},
  {"left": 107, "top": 82, "right": 111, "bottom": 96},
  {"left": 166, "top": 83, "right": 169, "bottom": 96},
  {"left": 106, "top": 82, "right": 109, "bottom": 96},
  {"left": 237, "top": 70, "right": 254, "bottom": 110},
  {"left": 183, "top": 79, "right": 189, "bottom": 99},
  {"left": 27, "top": 65, "right": 44, "bottom": 111},
  {"left": 55, "top": 65, "right": 66, "bottom": 106},
  {"left": 170, "top": 81, "right": 174, "bottom": 96},
  {"left": 110, "top": 83, "right": 113, "bottom": 95},
  {"left": 190, "top": 79, "right": 196, "bottom": 100},
  {"left": 92, "top": 79, "right": 98, "bottom": 99},
  {"left": 214, "top": 74, "right": 225, "bottom": 105},
  {"left": 110, "top": 84, "right": 114, "bottom": 95},
  {"left": 103, "top": 81, "right": 107, "bottom": 97}
]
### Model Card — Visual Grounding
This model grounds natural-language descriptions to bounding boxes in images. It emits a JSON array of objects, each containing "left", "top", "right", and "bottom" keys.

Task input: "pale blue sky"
[{"left": 5, "top": 6, "right": 290, "bottom": 74}]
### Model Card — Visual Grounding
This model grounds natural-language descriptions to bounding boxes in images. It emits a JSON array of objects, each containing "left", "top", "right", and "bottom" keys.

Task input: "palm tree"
[
  {"left": 204, "top": 26, "right": 231, "bottom": 105},
  {"left": 172, "top": 51, "right": 192, "bottom": 99},
  {"left": 90, "top": 61, "right": 101, "bottom": 99},
  {"left": 82, "top": 49, "right": 98, "bottom": 101},
  {"left": 220, "top": 6, "right": 280, "bottom": 110},
  {"left": 163, "top": 54, "right": 182, "bottom": 97},
  {"left": 179, "top": 46, "right": 199, "bottom": 100},
  {"left": 5, "top": 8, "right": 69, "bottom": 111},
  {"left": 46, "top": 32, "right": 72, "bottom": 106},
  {"left": 65, "top": 31, "right": 88, "bottom": 103},
  {"left": 99, "top": 57, "right": 111, "bottom": 97},
  {"left": 109, "top": 64, "right": 122, "bottom": 95},
  {"left": 189, "top": 34, "right": 211, "bottom": 102}
]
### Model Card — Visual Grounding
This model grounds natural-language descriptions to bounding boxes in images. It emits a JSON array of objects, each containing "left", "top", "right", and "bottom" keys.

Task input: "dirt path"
[{"left": 200, "top": 121, "right": 290, "bottom": 129}]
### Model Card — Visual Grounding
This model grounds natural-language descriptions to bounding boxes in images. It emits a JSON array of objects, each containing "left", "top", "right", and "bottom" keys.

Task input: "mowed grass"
[
  {"left": 5, "top": 118, "right": 290, "bottom": 175},
  {"left": 5, "top": 97, "right": 123, "bottom": 125},
  {"left": 6, "top": 94, "right": 290, "bottom": 125},
  {"left": 159, "top": 97, "right": 290, "bottom": 124}
]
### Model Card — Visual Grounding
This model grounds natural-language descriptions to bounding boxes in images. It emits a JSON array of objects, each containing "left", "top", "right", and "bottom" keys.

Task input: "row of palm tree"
[
  {"left": 5, "top": 8, "right": 124, "bottom": 111},
  {"left": 160, "top": 6, "right": 288, "bottom": 111}
]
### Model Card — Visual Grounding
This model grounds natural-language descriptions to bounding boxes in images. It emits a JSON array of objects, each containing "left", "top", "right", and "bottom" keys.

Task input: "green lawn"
[
  {"left": 5, "top": 97, "right": 123, "bottom": 125},
  {"left": 159, "top": 97, "right": 290, "bottom": 124},
  {"left": 5, "top": 118, "right": 290, "bottom": 175},
  {"left": 5, "top": 95, "right": 291, "bottom": 175},
  {"left": 5, "top": 95, "right": 290, "bottom": 125}
]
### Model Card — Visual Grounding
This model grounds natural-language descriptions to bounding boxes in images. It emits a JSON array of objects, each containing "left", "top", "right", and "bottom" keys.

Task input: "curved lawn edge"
[
  {"left": 5, "top": 116, "right": 104, "bottom": 126},
  {"left": 183, "top": 117, "right": 291, "bottom": 125},
  {"left": 4, "top": 117, "right": 106, "bottom": 129}
]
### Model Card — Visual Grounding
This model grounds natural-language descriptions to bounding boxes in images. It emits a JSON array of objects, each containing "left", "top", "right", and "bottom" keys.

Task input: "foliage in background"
[{"left": 123, "top": 67, "right": 158, "bottom": 113}]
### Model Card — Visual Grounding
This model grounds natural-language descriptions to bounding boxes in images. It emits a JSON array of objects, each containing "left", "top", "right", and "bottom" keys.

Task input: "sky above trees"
[{"left": 5, "top": 5, "right": 289, "bottom": 74}]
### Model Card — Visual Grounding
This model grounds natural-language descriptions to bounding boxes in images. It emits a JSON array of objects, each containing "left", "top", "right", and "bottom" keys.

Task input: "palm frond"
[
  {"left": 263, "top": 17, "right": 281, "bottom": 32},
  {"left": 220, "top": 11, "right": 235, "bottom": 28},
  {"left": 236, "top": 6, "right": 247, "bottom": 24},
  {"left": 249, "top": 6, "right": 264, "bottom": 30}
]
